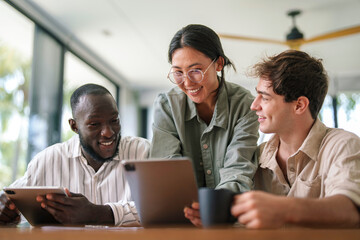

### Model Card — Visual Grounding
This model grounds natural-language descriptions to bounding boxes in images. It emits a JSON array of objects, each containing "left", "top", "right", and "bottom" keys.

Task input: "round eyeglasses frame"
[{"left": 167, "top": 59, "right": 216, "bottom": 85}]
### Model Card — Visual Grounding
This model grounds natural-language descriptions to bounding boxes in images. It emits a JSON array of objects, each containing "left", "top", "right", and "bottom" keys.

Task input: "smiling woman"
[
  {"left": 150, "top": 24, "right": 260, "bottom": 227},
  {"left": 151, "top": 24, "right": 259, "bottom": 192}
]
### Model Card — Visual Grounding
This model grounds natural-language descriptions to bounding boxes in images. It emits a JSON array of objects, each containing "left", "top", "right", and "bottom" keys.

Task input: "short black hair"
[{"left": 70, "top": 84, "right": 112, "bottom": 116}]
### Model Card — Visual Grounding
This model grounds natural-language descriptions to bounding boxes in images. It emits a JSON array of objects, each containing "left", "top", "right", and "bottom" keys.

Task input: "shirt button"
[
  {"left": 203, "top": 144, "right": 208, "bottom": 149},
  {"left": 290, "top": 167, "right": 295, "bottom": 172},
  {"left": 206, "top": 169, "right": 212, "bottom": 175}
]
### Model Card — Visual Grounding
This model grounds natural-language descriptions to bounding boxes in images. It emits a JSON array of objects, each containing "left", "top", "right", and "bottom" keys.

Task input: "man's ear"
[
  {"left": 216, "top": 56, "right": 224, "bottom": 72},
  {"left": 68, "top": 118, "right": 79, "bottom": 133},
  {"left": 294, "top": 96, "right": 310, "bottom": 115}
]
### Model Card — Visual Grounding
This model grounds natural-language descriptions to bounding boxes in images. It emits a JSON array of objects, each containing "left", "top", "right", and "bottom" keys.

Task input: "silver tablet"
[
  {"left": 3, "top": 186, "right": 68, "bottom": 226},
  {"left": 122, "top": 158, "right": 198, "bottom": 226}
]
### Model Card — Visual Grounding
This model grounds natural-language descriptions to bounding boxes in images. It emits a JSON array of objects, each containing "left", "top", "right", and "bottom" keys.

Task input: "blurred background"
[{"left": 1, "top": 0, "right": 359, "bottom": 188}]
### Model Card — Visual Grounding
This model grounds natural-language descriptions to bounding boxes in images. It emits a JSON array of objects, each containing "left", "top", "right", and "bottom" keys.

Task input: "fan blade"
[
  {"left": 285, "top": 39, "right": 305, "bottom": 50},
  {"left": 218, "top": 33, "right": 287, "bottom": 46},
  {"left": 305, "top": 25, "right": 360, "bottom": 43}
]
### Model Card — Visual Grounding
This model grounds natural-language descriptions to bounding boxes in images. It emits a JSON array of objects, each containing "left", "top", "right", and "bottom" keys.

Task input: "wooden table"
[{"left": 1, "top": 225, "right": 359, "bottom": 240}]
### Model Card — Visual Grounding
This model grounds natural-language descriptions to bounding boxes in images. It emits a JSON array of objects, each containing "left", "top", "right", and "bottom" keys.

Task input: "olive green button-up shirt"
[{"left": 150, "top": 82, "right": 259, "bottom": 193}]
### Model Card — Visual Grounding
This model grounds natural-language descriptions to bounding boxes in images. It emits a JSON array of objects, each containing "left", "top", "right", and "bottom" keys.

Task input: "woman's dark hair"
[
  {"left": 250, "top": 50, "right": 328, "bottom": 119},
  {"left": 168, "top": 24, "right": 235, "bottom": 90}
]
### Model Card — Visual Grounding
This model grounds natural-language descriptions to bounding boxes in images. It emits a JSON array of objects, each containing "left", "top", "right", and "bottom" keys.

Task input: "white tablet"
[
  {"left": 122, "top": 158, "right": 198, "bottom": 226},
  {"left": 3, "top": 186, "right": 68, "bottom": 226}
]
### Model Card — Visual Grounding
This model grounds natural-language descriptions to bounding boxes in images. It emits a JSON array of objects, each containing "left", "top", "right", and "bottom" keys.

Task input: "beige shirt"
[
  {"left": 254, "top": 119, "right": 360, "bottom": 206},
  {"left": 11, "top": 135, "right": 150, "bottom": 226}
]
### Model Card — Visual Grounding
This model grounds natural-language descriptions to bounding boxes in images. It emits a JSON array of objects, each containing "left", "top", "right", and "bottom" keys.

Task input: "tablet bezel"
[
  {"left": 122, "top": 158, "right": 198, "bottom": 226},
  {"left": 3, "top": 186, "right": 68, "bottom": 226}
]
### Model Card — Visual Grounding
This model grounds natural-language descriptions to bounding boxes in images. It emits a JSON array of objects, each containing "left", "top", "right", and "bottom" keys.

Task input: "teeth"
[
  {"left": 101, "top": 141, "right": 113, "bottom": 146},
  {"left": 188, "top": 88, "right": 201, "bottom": 93}
]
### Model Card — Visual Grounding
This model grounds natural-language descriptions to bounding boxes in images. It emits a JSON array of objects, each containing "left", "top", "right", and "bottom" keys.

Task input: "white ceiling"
[{"left": 26, "top": 0, "right": 360, "bottom": 96}]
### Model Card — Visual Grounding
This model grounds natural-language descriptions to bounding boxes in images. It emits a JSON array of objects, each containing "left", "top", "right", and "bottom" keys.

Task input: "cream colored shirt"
[
  {"left": 254, "top": 119, "right": 360, "bottom": 206},
  {"left": 10, "top": 135, "right": 150, "bottom": 226}
]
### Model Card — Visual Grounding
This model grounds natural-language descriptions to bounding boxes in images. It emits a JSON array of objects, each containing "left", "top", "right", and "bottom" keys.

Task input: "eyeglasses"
[{"left": 167, "top": 59, "right": 216, "bottom": 85}]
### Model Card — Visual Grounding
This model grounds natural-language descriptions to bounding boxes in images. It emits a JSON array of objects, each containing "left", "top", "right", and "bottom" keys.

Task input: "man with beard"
[{"left": 0, "top": 84, "right": 150, "bottom": 226}]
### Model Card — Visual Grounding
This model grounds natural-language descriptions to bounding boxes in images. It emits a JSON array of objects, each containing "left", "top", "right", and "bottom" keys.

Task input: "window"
[
  {"left": 61, "top": 52, "right": 118, "bottom": 141},
  {"left": 321, "top": 93, "right": 360, "bottom": 137},
  {"left": 337, "top": 93, "right": 360, "bottom": 136},
  {"left": 0, "top": 1, "right": 34, "bottom": 189}
]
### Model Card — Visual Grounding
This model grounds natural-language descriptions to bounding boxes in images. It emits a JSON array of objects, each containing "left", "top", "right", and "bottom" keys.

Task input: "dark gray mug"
[{"left": 198, "top": 187, "right": 236, "bottom": 228}]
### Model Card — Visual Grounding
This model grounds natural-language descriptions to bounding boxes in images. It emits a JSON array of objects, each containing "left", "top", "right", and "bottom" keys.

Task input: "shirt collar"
[
  {"left": 212, "top": 84, "right": 229, "bottom": 129},
  {"left": 184, "top": 83, "right": 229, "bottom": 129},
  {"left": 185, "top": 94, "right": 197, "bottom": 121},
  {"left": 259, "top": 135, "right": 279, "bottom": 169},
  {"left": 71, "top": 135, "right": 82, "bottom": 158},
  {"left": 259, "top": 118, "right": 328, "bottom": 167},
  {"left": 297, "top": 118, "right": 327, "bottom": 161}
]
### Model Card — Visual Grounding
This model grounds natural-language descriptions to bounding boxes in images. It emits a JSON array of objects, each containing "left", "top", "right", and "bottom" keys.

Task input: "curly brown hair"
[{"left": 250, "top": 50, "right": 328, "bottom": 119}]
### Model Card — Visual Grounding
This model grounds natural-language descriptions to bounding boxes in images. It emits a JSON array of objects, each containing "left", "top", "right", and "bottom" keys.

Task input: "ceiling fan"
[{"left": 218, "top": 10, "right": 360, "bottom": 50}]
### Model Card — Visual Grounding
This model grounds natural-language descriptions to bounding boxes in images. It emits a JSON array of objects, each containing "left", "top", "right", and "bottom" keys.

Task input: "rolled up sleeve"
[
  {"left": 106, "top": 200, "right": 140, "bottom": 226},
  {"left": 325, "top": 137, "right": 360, "bottom": 207}
]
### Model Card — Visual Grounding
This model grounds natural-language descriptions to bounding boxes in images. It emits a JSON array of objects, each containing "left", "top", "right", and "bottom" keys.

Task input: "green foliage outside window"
[{"left": 0, "top": 42, "right": 30, "bottom": 189}]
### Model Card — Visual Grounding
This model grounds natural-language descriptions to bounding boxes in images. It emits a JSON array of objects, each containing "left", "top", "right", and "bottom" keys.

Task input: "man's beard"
[{"left": 79, "top": 132, "right": 121, "bottom": 163}]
